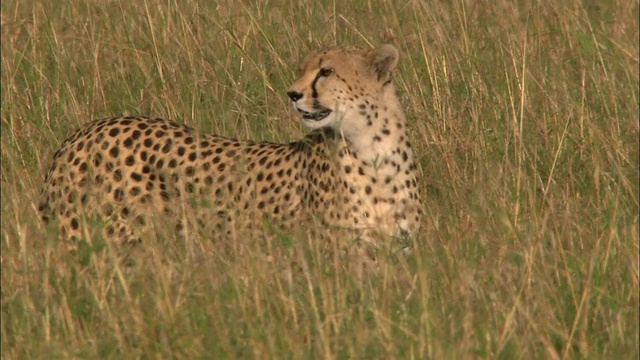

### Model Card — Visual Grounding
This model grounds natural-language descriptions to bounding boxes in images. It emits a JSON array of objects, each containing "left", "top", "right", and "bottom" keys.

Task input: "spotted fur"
[{"left": 38, "top": 44, "right": 422, "bottom": 246}]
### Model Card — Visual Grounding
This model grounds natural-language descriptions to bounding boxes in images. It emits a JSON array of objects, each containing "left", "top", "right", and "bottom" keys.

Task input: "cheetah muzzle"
[
  {"left": 287, "top": 92, "right": 332, "bottom": 122},
  {"left": 300, "top": 107, "right": 331, "bottom": 122},
  {"left": 38, "top": 44, "right": 423, "bottom": 249}
]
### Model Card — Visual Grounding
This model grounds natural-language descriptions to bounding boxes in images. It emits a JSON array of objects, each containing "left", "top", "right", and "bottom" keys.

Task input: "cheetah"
[{"left": 38, "top": 44, "right": 422, "bottom": 247}]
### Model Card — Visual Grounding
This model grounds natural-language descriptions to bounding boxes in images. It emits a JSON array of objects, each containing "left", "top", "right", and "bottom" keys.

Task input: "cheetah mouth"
[{"left": 301, "top": 109, "right": 332, "bottom": 121}]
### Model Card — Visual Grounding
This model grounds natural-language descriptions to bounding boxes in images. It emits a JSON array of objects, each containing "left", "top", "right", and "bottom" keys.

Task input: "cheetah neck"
[{"left": 338, "top": 87, "right": 413, "bottom": 179}]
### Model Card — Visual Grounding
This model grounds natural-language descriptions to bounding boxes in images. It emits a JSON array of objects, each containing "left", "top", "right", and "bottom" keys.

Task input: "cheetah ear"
[{"left": 369, "top": 44, "right": 399, "bottom": 80}]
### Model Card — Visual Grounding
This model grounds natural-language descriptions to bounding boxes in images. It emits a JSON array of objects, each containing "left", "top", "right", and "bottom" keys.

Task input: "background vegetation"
[{"left": 2, "top": 0, "right": 638, "bottom": 358}]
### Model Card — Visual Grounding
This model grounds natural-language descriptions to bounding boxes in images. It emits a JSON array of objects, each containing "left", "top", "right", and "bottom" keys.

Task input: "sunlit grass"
[{"left": 2, "top": 0, "right": 638, "bottom": 358}]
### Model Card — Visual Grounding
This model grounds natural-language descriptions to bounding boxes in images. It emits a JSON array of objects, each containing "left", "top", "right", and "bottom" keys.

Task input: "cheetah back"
[{"left": 38, "top": 116, "right": 322, "bottom": 243}]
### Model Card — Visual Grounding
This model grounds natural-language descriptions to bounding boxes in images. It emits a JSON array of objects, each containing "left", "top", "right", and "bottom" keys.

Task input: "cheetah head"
[{"left": 287, "top": 44, "right": 399, "bottom": 131}]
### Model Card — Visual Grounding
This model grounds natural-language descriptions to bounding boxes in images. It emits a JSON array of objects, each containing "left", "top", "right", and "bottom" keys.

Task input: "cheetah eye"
[{"left": 319, "top": 67, "right": 334, "bottom": 77}]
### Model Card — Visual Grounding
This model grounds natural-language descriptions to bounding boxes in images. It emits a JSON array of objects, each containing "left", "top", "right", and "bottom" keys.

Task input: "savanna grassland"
[{"left": 1, "top": 0, "right": 638, "bottom": 358}]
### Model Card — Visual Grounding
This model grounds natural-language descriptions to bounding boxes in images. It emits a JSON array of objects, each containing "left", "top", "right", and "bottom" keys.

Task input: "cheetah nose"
[{"left": 287, "top": 91, "right": 303, "bottom": 102}]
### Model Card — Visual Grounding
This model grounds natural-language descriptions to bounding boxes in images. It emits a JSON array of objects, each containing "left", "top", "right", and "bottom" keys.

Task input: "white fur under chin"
[{"left": 301, "top": 117, "right": 333, "bottom": 130}]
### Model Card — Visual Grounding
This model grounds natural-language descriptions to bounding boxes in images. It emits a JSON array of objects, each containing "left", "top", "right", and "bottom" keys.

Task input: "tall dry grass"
[{"left": 2, "top": 0, "right": 638, "bottom": 358}]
